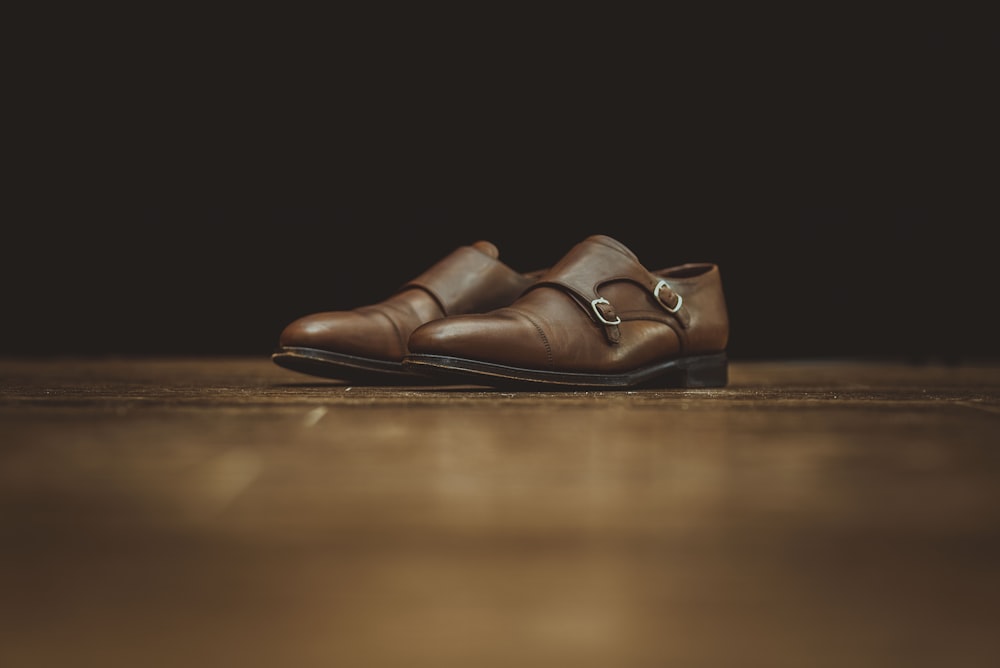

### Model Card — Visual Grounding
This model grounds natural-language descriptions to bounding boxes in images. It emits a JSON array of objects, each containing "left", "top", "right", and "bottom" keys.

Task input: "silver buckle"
[
  {"left": 654, "top": 280, "right": 683, "bottom": 313},
  {"left": 590, "top": 297, "right": 622, "bottom": 325}
]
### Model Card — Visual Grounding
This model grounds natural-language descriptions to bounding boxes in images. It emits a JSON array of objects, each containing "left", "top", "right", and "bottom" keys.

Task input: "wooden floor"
[{"left": 2, "top": 357, "right": 999, "bottom": 667}]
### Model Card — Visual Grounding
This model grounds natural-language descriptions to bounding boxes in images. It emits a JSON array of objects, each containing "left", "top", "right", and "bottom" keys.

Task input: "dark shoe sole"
[
  {"left": 403, "top": 352, "right": 728, "bottom": 390},
  {"left": 272, "top": 346, "right": 436, "bottom": 384}
]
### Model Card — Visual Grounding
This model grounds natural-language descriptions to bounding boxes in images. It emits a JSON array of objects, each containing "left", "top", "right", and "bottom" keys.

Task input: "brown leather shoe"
[
  {"left": 404, "top": 235, "right": 729, "bottom": 389},
  {"left": 273, "top": 241, "right": 539, "bottom": 382}
]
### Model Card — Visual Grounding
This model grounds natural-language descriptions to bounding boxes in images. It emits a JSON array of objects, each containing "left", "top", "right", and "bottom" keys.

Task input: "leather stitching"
[
  {"left": 517, "top": 311, "right": 554, "bottom": 371},
  {"left": 371, "top": 309, "right": 407, "bottom": 355}
]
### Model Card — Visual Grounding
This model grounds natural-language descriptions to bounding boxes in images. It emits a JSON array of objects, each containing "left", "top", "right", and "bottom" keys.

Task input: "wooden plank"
[{"left": 1, "top": 358, "right": 999, "bottom": 667}]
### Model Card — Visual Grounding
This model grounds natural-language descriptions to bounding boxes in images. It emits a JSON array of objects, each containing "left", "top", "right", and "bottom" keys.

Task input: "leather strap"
[
  {"left": 649, "top": 274, "right": 691, "bottom": 329},
  {"left": 527, "top": 241, "right": 691, "bottom": 344},
  {"left": 401, "top": 246, "right": 533, "bottom": 316}
]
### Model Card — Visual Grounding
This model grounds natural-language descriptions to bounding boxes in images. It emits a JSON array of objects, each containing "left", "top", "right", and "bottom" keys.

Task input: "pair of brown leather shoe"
[{"left": 273, "top": 235, "right": 729, "bottom": 389}]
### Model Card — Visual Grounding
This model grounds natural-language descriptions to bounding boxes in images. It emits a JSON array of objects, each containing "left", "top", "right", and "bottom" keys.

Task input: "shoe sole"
[
  {"left": 403, "top": 352, "right": 728, "bottom": 389},
  {"left": 272, "top": 346, "right": 435, "bottom": 384}
]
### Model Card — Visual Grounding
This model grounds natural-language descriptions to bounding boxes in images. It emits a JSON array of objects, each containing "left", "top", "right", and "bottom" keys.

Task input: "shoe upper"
[
  {"left": 278, "top": 241, "right": 538, "bottom": 362},
  {"left": 407, "top": 235, "right": 729, "bottom": 373}
]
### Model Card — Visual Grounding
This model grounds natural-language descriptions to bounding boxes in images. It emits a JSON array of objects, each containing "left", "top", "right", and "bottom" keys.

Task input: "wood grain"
[{"left": 2, "top": 357, "right": 999, "bottom": 667}]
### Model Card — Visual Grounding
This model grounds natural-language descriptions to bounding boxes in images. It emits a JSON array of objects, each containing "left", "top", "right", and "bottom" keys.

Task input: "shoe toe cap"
[
  {"left": 279, "top": 311, "right": 405, "bottom": 360},
  {"left": 408, "top": 312, "right": 550, "bottom": 368}
]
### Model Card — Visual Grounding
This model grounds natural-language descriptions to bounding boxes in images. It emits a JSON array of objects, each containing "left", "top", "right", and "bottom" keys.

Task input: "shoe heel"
[
  {"left": 679, "top": 353, "right": 728, "bottom": 388},
  {"left": 637, "top": 353, "right": 728, "bottom": 389}
]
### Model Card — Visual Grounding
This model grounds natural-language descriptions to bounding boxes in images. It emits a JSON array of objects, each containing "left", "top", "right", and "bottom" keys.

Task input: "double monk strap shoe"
[
  {"left": 404, "top": 234, "right": 729, "bottom": 389},
  {"left": 273, "top": 241, "right": 539, "bottom": 382}
]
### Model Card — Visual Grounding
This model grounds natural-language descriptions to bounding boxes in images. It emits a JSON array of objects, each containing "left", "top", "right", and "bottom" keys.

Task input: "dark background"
[{"left": 6, "top": 14, "right": 995, "bottom": 361}]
